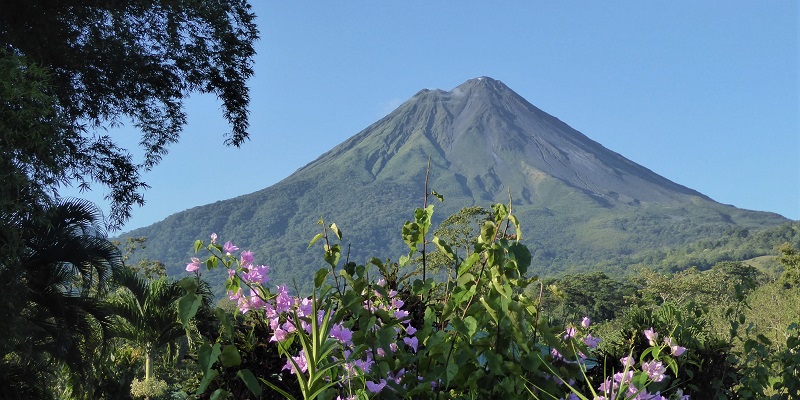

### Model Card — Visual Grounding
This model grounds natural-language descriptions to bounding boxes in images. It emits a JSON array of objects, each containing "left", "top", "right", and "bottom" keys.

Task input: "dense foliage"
[
  {"left": 1, "top": 0, "right": 258, "bottom": 227},
  {"left": 1, "top": 2, "right": 258, "bottom": 397},
  {"left": 168, "top": 199, "right": 798, "bottom": 400}
]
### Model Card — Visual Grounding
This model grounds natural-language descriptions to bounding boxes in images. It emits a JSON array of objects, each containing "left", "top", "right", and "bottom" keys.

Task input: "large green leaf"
[{"left": 178, "top": 293, "right": 201, "bottom": 327}]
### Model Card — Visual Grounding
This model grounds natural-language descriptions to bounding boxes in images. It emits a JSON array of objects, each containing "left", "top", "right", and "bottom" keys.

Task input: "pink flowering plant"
[
  {"left": 178, "top": 195, "right": 695, "bottom": 399},
  {"left": 538, "top": 321, "right": 690, "bottom": 400},
  {"left": 181, "top": 220, "right": 424, "bottom": 399}
]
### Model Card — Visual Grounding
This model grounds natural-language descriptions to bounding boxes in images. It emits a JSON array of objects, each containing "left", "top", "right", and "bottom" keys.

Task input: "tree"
[
  {"left": 777, "top": 242, "right": 800, "bottom": 288},
  {"left": 0, "top": 199, "right": 122, "bottom": 399},
  {"left": 423, "top": 206, "right": 492, "bottom": 277},
  {"left": 107, "top": 269, "right": 210, "bottom": 389},
  {"left": 539, "top": 271, "right": 634, "bottom": 324},
  {"left": 1, "top": 0, "right": 259, "bottom": 227}
]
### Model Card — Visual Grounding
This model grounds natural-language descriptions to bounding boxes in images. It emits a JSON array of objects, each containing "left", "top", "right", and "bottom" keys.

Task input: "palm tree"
[
  {"left": 0, "top": 199, "right": 122, "bottom": 398},
  {"left": 108, "top": 268, "right": 212, "bottom": 386}
]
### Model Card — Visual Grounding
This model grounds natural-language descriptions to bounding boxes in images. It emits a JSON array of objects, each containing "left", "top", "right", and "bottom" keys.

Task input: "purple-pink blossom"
[
  {"left": 644, "top": 327, "right": 659, "bottom": 346},
  {"left": 330, "top": 323, "right": 353, "bottom": 345},
  {"left": 366, "top": 379, "right": 387, "bottom": 393},
  {"left": 274, "top": 285, "right": 292, "bottom": 314},
  {"left": 240, "top": 250, "right": 254, "bottom": 267},
  {"left": 186, "top": 257, "right": 202, "bottom": 272},
  {"left": 584, "top": 334, "right": 601, "bottom": 348},
  {"left": 564, "top": 326, "right": 576, "bottom": 339},
  {"left": 620, "top": 355, "right": 635, "bottom": 368},
  {"left": 403, "top": 336, "right": 419, "bottom": 353},
  {"left": 223, "top": 241, "right": 239, "bottom": 255},
  {"left": 642, "top": 360, "right": 667, "bottom": 382},
  {"left": 282, "top": 350, "right": 308, "bottom": 374},
  {"left": 244, "top": 264, "right": 269, "bottom": 284},
  {"left": 581, "top": 316, "right": 591, "bottom": 328},
  {"left": 665, "top": 337, "right": 686, "bottom": 357},
  {"left": 270, "top": 328, "right": 290, "bottom": 343}
]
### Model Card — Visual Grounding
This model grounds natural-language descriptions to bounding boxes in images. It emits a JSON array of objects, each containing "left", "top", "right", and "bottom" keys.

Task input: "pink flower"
[
  {"left": 620, "top": 355, "right": 635, "bottom": 368},
  {"left": 186, "top": 257, "right": 202, "bottom": 272},
  {"left": 248, "top": 290, "right": 265, "bottom": 310},
  {"left": 394, "top": 309, "right": 409, "bottom": 320},
  {"left": 366, "top": 379, "right": 387, "bottom": 393},
  {"left": 330, "top": 323, "right": 353, "bottom": 345},
  {"left": 581, "top": 316, "right": 591, "bottom": 328},
  {"left": 274, "top": 285, "right": 292, "bottom": 314},
  {"left": 613, "top": 370, "right": 634, "bottom": 385},
  {"left": 353, "top": 356, "right": 374, "bottom": 373},
  {"left": 240, "top": 250, "right": 254, "bottom": 266},
  {"left": 210, "top": 233, "right": 217, "bottom": 244},
  {"left": 228, "top": 288, "right": 243, "bottom": 302},
  {"left": 584, "top": 334, "right": 601, "bottom": 348},
  {"left": 223, "top": 241, "right": 239, "bottom": 255},
  {"left": 244, "top": 264, "right": 269, "bottom": 284},
  {"left": 403, "top": 336, "right": 419, "bottom": 353},
  {"left": 270, "top": 328, "right": 289, "bottom": 343},
  {"left": 642, "top": 360, "right": 666, "bottom": 382},
  {"left": 297, "top": 297, "right": 313, "bottom": 317},
  {"left": 282, "top": 350, "right": 308, "bottom": 374},
  {"left": 564, "top": 326, "right": 576, "bottom": 339},
  {"left": 665, "top": 337, "right": 686, "bottom": 357},
  {"left": 644, "top": 327, "right": 659, "bottom": 346}
]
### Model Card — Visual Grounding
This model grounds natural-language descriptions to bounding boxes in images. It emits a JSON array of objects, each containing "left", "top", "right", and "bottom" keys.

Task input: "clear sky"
[{"left": 69, "top": 1, "right": 800, "bottom": 231}]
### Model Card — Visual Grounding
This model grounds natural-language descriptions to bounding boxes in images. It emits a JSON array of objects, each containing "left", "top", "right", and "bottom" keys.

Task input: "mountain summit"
[
  {"left": 125, "top": 77, "right": 788, "bottom": 285},
  {"left": 311, "top": 76, "right": 705, "bottom": 207}
]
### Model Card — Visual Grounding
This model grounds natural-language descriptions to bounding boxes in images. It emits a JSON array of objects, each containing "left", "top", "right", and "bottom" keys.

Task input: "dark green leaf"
[
  {"left": 219, "top": 345, "right": 241, "bottom": 368},
  {"left": 178, "top": 293, "right": 201, "bottom": 327},
  {"left": 237, "top": 369, "right": 263, "bottom": 396},
  {"left": 314, "top": 267, "right": 329, "bottom": 288}
]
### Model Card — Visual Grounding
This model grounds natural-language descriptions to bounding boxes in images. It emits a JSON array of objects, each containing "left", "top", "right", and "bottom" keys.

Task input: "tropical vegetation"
[{"left": 2, "top": 1, "right": 798, "bottom": 399}]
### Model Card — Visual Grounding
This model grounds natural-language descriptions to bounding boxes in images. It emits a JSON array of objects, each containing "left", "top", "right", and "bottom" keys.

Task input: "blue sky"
[{"left": 70, "top": 2, "right": 799, "bottom": 231}]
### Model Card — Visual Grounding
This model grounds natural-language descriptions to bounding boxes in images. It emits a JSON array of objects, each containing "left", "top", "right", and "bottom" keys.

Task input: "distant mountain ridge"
[{"left": 123, "top": 77, "right": 788, "bottom": 288}]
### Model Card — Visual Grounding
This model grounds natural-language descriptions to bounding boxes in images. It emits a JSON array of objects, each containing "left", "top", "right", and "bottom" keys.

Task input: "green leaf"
[
  {"left": 446, "top": 362, "right": 459, "bottom": 386},
  {"left": 330, "top": 223, "right": 342, "bottom": 240},
  {"left": 260, "top": 378, "right": 297, "bottom": 400},
  {"left": 198, "top": 343, "right": 222, "bottom": 373},
  {"left": 433, "top": 236, "right": 456, "bottom": 260},
  {"left": 323, "top": 244, "right": 341, "bottom": 268},
  {"left": 402, "top": 221, "right": 422, "bottom": 250},
  {"left": 464, "top": 316, "right": 478, "bottom": 338},
  {"left": 458, "top": 253, "right": 480, "bottom": 276},
  {"left": 195, "top": 369, "right": 219, "bottom": 394},
  {"left": 507, "top": 242, "right": 532, "bottom": 274},
  {"left": 219, "top": 345, "right": 241, "bottom": 368},
  {"left": 177, "top": 276, "right": 198, "bottom": 293},
  {"left": 194, "top": 239, "right": 203, "bottom": 253},
  {"left": 314, "top": 267, "right": 329, "bottom": 288},
  {"left": 210, "top": 389, "right": 229, "bottom": 400},
  {"left": 308, "top": 232, "right": 324, "bottom": 249},
  {"left": 430, "top": 190, "right": 444, "bottom": 202},
  {"left": 178, "top": 293, "right": 201, "bottom": 327},
  {"left": 237, "top": 369, "right": 263, "bottom": 396},
  {"left": 479, "top": 221, "right": 497, "bottom": 244}
]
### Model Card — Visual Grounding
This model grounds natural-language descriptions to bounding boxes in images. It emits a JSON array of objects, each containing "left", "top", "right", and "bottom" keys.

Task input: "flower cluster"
[
  {"left": 188, "top": 234, "right": 422, "bottom": 398},
  {"left": 340, "top": 278, "right": 420, "bottom": 393},
  {"left": 593, "top": 328, "right": 688, "bottom": 400}
]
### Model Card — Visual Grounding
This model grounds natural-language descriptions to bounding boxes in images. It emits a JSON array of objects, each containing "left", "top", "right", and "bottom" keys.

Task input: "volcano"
[{"left": 124, "top": 77, "right": 788, "bottom": 286}]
